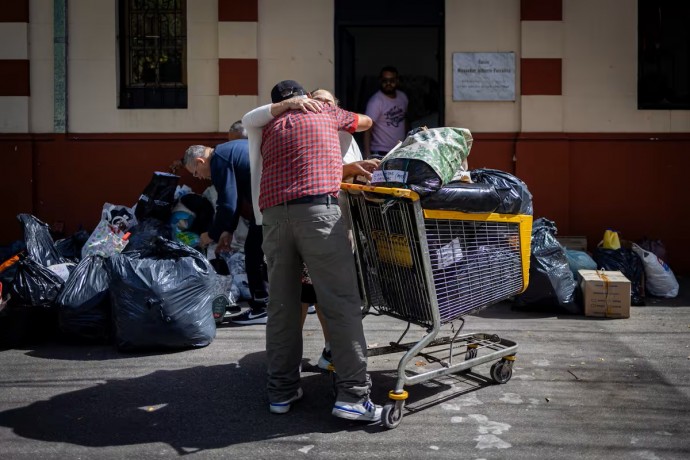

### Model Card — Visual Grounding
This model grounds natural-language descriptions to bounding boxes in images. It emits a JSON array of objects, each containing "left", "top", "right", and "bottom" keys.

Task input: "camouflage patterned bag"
[{"left": 371, "top": 127, "right": 473, "bottom": 195}]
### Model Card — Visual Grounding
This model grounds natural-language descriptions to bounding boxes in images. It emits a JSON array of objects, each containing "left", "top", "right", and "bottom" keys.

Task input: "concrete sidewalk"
[{"left": 0, "top": 279, "right": 688, "bottom": 459}]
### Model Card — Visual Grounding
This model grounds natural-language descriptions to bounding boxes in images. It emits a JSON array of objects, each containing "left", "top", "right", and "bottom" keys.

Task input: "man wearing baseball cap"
[{"left": 243, "top": 80, "right": 382, "bottom": 422}]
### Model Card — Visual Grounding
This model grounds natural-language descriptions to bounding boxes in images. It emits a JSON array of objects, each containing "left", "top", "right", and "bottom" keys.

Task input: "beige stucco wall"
[
  {"left": 562, "top": 0, "right": 689, "bottom": 132},
  {"left": 217, "top": 19, "right": 258, "bottom": 131},
  {"left": 444, "top": 0, "right": 521, "bottom": 132},
  {"left": 15, "top": 0, "right": 690, "bottom": 135},
  {"left": 29, "top": 0, "right": 54, "bottom": 133},
  {"left": 68, "top": 0, "right": 219, "bottom": 133},
  {"left": 257, "top": 0, "right": 334, "bottom": 104},
  {"left": 0, "top": 15, "right": 30, "bottom": 132},
  {"left": 443, "top": 0, "right": 689, "bottom": 133}
]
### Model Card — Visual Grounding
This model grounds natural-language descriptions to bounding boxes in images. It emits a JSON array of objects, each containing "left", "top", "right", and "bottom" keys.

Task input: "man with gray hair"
[
  {"left": 182, "top": 138, "right": 269, "bottom": 325},
  {"left": 227, "top": 120, "right": 247, "bottom": 141}
]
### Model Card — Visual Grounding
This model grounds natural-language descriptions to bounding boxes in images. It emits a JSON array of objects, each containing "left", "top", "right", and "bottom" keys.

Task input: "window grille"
[{"left": 119, "top": 0, "right": 187, "bottom": 109}]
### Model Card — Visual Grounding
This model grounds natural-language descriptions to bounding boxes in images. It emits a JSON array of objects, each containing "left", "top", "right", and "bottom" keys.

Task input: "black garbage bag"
[
  {"left": 17, "top": 214, "right": 67, "bottom": 267},
  {"left": 55, "top": 229, "right": 90, "bottom": 262},
  {"left": 514, "top": 218, "right": 578, "bottom": 313},
  {"left": 470, "top": 169, "right": 533, "bottom": 215},
  {"left": 106, "top": 237, "right": 218, "bottom": 351},
  {"left": 123, "top": 218, "right": 173, "bottom": 253},
  {"left": 420, "top": 181, "right": 501, "bottom": 213},
  {"left": 10, "top": 256, "right": 65, "bottom": 307},
  {"left": 56, "top": 255, "right": 112, "bottom": 342},
  {"left": 134, "top": 171, "right": 180, "bottom": 222},
  {"left": 592, "top": 246, "right": 645, "bottom": 306}
]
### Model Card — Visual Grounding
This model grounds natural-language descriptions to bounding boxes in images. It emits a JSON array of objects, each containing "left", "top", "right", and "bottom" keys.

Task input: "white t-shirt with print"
[{"left": 365, "top": 90, "right": 408, "bottom": 153}]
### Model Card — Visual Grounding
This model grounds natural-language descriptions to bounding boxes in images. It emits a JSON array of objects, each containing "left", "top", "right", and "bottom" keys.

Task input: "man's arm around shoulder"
[{"left": 355, "top": 114, "right": 372, "bottom": 132}]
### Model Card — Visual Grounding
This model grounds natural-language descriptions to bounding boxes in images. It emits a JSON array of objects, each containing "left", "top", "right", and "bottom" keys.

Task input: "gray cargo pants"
[{"left": 261, "top": 201, "right": 371, "bottom": 404}]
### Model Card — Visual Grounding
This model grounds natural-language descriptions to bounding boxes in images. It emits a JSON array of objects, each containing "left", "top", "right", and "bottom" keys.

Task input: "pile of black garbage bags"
[
  {"left": 0, "top": 172, "right": 221, "bottom": 351},
  {"left": 514, "top": 218, "right": 648, "bottom": 314}
]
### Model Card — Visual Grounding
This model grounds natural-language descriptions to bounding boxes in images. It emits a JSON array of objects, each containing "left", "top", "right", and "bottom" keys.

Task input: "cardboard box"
[
  {"left": 557, "top": 236, "right": 588, "bottom": 252},
  {"left": 578, "top": 270, "right": 631, "bottom": 319}
]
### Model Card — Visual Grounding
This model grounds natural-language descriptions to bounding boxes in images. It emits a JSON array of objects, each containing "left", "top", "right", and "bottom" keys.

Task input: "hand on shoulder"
[{"left": 284, "top": 96, "right": 323, "bottom": 113}]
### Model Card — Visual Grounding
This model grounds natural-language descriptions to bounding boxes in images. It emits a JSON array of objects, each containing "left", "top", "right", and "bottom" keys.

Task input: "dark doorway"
[{"left": 335, "top": 0, "right": 445, "bottom": 132}]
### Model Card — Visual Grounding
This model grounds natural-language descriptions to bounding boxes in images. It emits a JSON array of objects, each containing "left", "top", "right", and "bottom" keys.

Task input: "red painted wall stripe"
[
  {"left": 219, "top": 58, "right": 258, "bottom": 96},
  {"left": 521, "top": 0, "right": 562, "bottom": 21},
  {"left": 521, "top": 58, "right": 561, "bottom": 96},
  {"left": 0, "top": 60, "right": 30, "bottom": 96},
  {"left": 0, "top": 0, "right": 29, "bottom": 22},
  {"left": 219, "top": 0, "right": 258, "bottom": 22}
]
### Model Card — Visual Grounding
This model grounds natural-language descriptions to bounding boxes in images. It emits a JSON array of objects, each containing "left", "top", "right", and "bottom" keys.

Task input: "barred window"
[
  {"left": 638, "top": 0, "right": 690, "bottom": 110},
  {"left": 118, "top": 0, "right": 187, "bottom": 109}
]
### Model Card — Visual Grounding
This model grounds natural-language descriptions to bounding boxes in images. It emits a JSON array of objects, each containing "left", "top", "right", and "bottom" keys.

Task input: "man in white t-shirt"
[{"left": 363, "top": 66, "right": 409, "bottom": 159}]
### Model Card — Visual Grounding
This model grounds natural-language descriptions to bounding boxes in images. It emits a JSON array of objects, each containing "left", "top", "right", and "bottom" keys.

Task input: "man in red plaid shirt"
[{"left": 254, "top": 80, "right": 382, "bottom": 422}]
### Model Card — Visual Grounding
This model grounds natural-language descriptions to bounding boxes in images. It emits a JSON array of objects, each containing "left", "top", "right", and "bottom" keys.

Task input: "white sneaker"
[
  {"left": 307, "top": 304, "right": 316, "bottom": 314},
  {"left": 269, "top": 388, "right": 303, "bottom": 414},
  {"left": 332, "top": 398, "right": 382, "bottom": 422},
  {"left": 317, "top": 348, "right": 332, "bottom": 370}
]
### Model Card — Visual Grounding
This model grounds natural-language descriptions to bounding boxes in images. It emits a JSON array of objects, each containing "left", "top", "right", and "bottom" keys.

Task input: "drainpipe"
[{"left": 54, "top": 0, "right": 67, "bottom": 133}]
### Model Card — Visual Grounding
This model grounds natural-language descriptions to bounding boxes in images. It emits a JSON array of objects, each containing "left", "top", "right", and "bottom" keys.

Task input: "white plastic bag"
[
  {"left": 82, "top": 220, "right": 130, "bottom": 258},
  {"left": 631, "top": 243, "right": 679, "bottom": 298}
]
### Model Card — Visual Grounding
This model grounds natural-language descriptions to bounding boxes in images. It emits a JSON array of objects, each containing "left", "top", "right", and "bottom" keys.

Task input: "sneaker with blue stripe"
[
  {"left": 332, "top": 398, "right": 382, "bottom": 422},
  {"left": 269, "top": 388, "right": 303, "bottom": 414}
]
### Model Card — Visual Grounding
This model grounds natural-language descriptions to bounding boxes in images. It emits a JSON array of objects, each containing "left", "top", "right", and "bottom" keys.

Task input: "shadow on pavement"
[
  {"left": 0, "top": 347, "right": 497, "bottom": 453},
  {"left": 0, "top": 351, "right": 371, "bottom": 454}
]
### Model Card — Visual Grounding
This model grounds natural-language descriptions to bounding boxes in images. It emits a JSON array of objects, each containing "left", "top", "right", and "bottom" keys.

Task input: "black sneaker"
[{"left": 229, "top": 308, "right": 268, "bottom": 325}]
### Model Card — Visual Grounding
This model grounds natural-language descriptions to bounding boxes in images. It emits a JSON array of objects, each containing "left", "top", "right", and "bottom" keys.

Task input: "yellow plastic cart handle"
[{"left": 340, "top": 182, "right": 420, "bottom": 201}]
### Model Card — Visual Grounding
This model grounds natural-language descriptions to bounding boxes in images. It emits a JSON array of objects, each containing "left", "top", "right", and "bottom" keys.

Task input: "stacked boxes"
[{"left": 578, "top": 270, "right": 631, "bottom": 319}]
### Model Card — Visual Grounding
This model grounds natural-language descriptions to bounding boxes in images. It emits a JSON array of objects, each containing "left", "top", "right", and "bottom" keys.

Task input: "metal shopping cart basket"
[{"left": 341, "top": 182, "right": 532, "bottom": 429}]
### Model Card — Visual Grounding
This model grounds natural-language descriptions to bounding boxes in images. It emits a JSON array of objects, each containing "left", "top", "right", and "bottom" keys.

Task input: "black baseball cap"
[{"left": 271, "top": 80, "right": 307, "bottom": 103}]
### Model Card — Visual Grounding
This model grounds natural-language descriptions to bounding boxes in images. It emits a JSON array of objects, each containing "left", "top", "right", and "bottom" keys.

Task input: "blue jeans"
[{"left": 262, "top": 202, "right": 371, "bottom": 404}]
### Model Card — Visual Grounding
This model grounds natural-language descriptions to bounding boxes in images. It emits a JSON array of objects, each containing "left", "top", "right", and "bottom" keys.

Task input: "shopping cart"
[{"left": 341, "top": 182, "right": 532, "bottom": 429}]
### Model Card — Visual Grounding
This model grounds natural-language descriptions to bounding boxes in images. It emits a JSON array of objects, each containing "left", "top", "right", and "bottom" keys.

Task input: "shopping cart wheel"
[
  {"left": 465, "top": 344, "right": 478, "bottom": 361},
  {"left": 490, "top": 360, "right": 513, "bottom": 384},
  {"left": 382, "top": 400, "right": 404, "bottom": 429}
]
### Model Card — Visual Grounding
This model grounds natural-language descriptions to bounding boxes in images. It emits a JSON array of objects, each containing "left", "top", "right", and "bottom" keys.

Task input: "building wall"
[
  {"left": 257, "top": 0, "right": 334, "bottom": 102},
  {"left": 1, "top": 0, "right": 689, "bottom": 276},
  {"left": 0, "top": 0, "right": 30, "bottom": 133},
  {"left": 445, "top": 0, "right": 522, "bottom": 132},
  {"left": 68, "top": 0, "right": 219, "bottom": 133}
]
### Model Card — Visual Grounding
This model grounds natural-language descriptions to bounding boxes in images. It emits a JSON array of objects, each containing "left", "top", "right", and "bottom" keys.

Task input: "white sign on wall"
[{"left": 452, "top": 52, "right": 515, "bottom": 101}]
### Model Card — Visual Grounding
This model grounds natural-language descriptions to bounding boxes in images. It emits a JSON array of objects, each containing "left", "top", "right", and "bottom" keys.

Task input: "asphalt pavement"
[{"left": 0, "top": 278, "right": 689, "bottom": 459}]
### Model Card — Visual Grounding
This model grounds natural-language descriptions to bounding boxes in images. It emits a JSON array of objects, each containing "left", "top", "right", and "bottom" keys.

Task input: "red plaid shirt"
[{"left": 259, "top": 106, "right": 359, "bottom": 210}]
